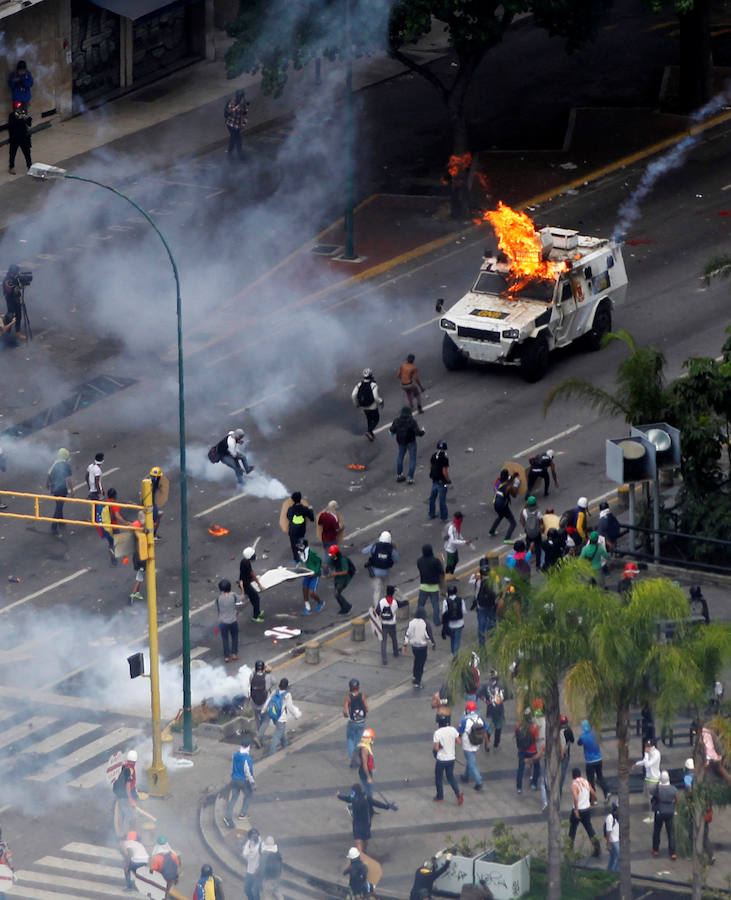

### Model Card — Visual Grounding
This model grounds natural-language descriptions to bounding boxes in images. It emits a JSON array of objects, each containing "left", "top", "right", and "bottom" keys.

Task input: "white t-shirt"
[
  {"left": 243, "top": 839, "right": 262, "bottom": 874},
  {"left": 433, "top": 725, "right": 459, "bottom": 761},
  {"left": 605, "top": 812, "right": 619, "bottom": 842},
  {"left": 124, "top": 839, "right": 149, "bottom": 865},
  {"left": 573, "top": 776, "right": 592, "bottom": 811},
  {"left": 461, "top": 714, "right": 483, "bottom": 753},
  {"left": 86, "top": 461, "right": 102, "bottom": 492}
]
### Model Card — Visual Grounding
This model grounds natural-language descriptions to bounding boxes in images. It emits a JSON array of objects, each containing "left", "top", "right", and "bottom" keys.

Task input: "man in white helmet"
[
  {"left": 361, "top": 530, "right": 399, "bottom": 606},
  {"left": 113, "top": 749, "right": 139, "bottom": 835},
  {"left": 351, "top": 368, "right": 384, "bottom": 442},
  {"left": 220, "top": 428, "right": 255, "bottom": 484},
  {"left": 239, "top": 546, "right": 265, "bottom": 623},
  {"left": 343, "top": 847, "right": 369, "bottom": 897},
  {"left": 526, "top": 449, "right": 559, "bottom": 497}
]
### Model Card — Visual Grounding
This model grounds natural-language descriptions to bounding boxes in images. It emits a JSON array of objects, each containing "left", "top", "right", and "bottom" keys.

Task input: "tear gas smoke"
[
  {"left": 614, "top": 91, "right": 730, "bottom": 242},
  {"left": 180, "top": 444, "right": 288, "bottom": 500}
]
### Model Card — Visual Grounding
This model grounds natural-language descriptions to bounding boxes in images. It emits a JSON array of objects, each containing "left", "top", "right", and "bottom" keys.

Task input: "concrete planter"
[
  {"left": 433, "top": 851, "right": 530, "bottom": 899},
  {"left": 196, "top": 715, "right": 247, "bottom": 741}
]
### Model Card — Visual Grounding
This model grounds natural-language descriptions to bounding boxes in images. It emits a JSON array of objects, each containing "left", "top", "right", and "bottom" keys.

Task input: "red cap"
[
  {"left": 465, "top": 700, "right": 477, "bottom": 712},
  {"left": 13, "top": 101, "right": 22, "bottom": 110},
  {"left": 327, "top": 544, "right": 339, "bottom": 557}
]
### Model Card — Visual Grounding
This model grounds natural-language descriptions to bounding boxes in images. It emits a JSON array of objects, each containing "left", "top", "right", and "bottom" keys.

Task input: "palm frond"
[
  {"left": 702, "top": 255, "right": 731, "bottom": 285},
  {"left": 543, "top": 377, "right": 628, "bottom": 418}
]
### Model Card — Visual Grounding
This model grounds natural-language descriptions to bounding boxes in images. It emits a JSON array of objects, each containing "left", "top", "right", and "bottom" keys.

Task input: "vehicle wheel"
[
  {"left": 442, "top": 333, "right": 467, "bottom": 371},
  {"left": 585, "top": 302, "right": 612, "bottom": 351},
  {"left": 520, "top": 334, "right": 550, "bottom": 383}
]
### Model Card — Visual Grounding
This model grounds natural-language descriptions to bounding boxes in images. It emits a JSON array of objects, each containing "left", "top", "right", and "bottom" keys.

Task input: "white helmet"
[
  {"left": 347, "top": 847, "right": 360, "bottom": 859},
  {"left": 684, "top": 758, "right": 695, "bottom": 770},
  {"left": 378, "top": 531, "right": 391, "bottom": 543},
  {"left": 546, "top": 449, "right": 554, "bottom": 459},
  {"left": 577, "top": 496, "right": 588, "bottom": 509},
  {"left": 233, "top": 428, "right": 245, "bottom": 440},
  {"left": 127, "top": 750, "right": 138, "bottom": 763},
  {"left": 242, "top": 547, "right": 256, "bottom": 559},
  {"left": 362, "top": 368, "right": 373, "bottom": 379}
]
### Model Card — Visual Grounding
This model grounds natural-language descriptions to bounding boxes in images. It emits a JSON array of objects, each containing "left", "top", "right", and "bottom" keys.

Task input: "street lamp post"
[
  {"left": 342, "top": 0, "right": 356, "bottom": 260},
  {"left": 28, "top": 163, "right": 197, "bottom": 756}
]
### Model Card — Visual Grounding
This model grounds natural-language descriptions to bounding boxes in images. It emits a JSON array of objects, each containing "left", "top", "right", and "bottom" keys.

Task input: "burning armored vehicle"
[{"left": 438, "top": 203, "right": 628, "bottom": 382}]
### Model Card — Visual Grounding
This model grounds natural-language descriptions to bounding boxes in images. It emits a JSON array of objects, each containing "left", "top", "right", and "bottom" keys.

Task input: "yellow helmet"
[{"left": 149, "top": 466, "right": 163, "bottom": 477}]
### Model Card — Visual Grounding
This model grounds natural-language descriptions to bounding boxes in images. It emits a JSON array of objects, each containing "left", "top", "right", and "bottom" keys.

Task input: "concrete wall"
[{"left": 1, "top": 0, "right": 73, "bottom": 119}]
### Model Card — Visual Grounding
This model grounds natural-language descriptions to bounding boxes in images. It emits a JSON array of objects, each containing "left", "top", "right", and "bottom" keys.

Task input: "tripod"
[{"left": 18, "top": 285, "right": 32, "bottom": 340}]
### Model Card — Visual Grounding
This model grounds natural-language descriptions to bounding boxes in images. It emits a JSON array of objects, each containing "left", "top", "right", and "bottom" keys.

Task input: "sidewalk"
[{"left": 134, "top": 553, "right": 731, "bottom": 900}]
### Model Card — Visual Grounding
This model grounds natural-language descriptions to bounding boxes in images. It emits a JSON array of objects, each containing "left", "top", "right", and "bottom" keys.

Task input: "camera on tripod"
[{"left": 15, "top": 271, "right": 32, "bottom": 287}]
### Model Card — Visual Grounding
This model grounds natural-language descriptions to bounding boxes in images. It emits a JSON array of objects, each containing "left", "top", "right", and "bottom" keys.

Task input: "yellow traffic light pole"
[{"left": 0, "top": 479, "right": 168, "bottom": 795}]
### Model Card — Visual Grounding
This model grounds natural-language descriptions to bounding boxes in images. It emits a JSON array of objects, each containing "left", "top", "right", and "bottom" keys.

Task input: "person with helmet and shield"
[
  {"left": 147, "top": 466, "right": 169, "bottom": 539},
  {"left": 239, "top": 545, "right": 265, "bottom": 623},
  {"left": 351, "top": 368, "right": 384, "bottom": 441}
]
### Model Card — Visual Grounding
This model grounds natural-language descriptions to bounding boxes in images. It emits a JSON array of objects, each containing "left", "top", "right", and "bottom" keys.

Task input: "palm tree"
[
  {"left": 651, "top": 624, "right": 731, "bottom": 899},
  {"left": 543, "top": 330, "right": 668, "bottom": 425},
  {"left": 563, "top": 578, "right": 690, "bottom": 900},
  {"left": 492, "top": 559, "right": 604, "bottom": 900}
]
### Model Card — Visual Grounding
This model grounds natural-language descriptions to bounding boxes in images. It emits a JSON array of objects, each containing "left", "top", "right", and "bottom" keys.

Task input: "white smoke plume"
[{"left": 614, "top": 90, "right": 731, "bottom": 241}]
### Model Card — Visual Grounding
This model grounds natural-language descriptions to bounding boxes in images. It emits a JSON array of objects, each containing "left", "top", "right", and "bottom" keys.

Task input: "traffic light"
[{"left": 127, "top": 652, "right": 144, "bottom": 679}]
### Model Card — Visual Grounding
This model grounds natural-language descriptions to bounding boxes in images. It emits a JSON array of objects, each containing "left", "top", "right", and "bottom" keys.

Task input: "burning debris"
[
  {"left": 476, "top": 202, "right": 569, "bottom": 295},
  {"left": 208, "top": 525, "right": 230, "bottom": 536},
  {"left": 443, "top": 152, "right": 472, "bottom": 185}
]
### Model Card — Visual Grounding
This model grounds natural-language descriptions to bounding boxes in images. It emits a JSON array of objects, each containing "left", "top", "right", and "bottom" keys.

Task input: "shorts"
[{"left": 302, "top": 574, "right": 319, "bottom": 591}]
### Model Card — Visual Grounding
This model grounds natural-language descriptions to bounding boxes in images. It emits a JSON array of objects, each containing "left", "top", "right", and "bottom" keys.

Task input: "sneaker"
[
  {"left": 316, "top": 601, "right": 325, "bottom": 612},
  {"left": 237, "top": 813, "right": 249, "bottom": 820},
  {"left": 246, "top": 466, "right": 256, "bottom": 474},
  {"left": 475, "top": 783, "right": 483, "bottom": 791},
  {"left": 251, "top": 615, "right": 265, "bottom": 623},
  {"left": 302, "top": 608, "right": 312, "bottom": 615},
  {"left": 651, "top": 850, "right": 659, "bottom": 857},
  {"left": 222, "top": 817, "right": 234, "bottom": 828},
  {"left": 252, "top": 737, "right": 262, "bottom": 748},
  {"left": 407, "top": 478, "right": 415, "bottom": 484},
  {"left": 670, "top": 854, "right": 677, "bottom": 860},
  {"left": 8, "top": 167, "right": 15, "bottom": 175},
  {"left": 457, "top": 792, "right": 464, "bottom": 806},
  {"left": 130, "top": 591, "right": 143, "bottom": 601},
  {"left": 396, "top": 474, "right": 406, "bottom": 482},
  {"left": 433, "top": 796, "right": 444, "bottom": 802},
  {"left": 231, "top": 654, "right": 239, "bottom": 660},
  {"left": 503, "top": 538, "right": 513, "bottom": 544},
  {"left": 224, "top": 657, "right": 231, "bottom": 663},
  {"left": 488, "top": 531, "right": 496, "bottom": 537},
  {"left": 541, "top": 803, "right": 548, "bottom": 812},
  {"left": 365, "top": 432, "right": 375, "bottom": 442},
  {"left": 517, "top": 788, "right": 522, "bottom": 794}
]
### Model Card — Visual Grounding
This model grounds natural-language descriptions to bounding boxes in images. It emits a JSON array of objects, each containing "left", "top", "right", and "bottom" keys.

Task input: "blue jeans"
[
  {"left": 225, "top": 779, "right": 253, "bottom": 819},
  {"left": 359, "top": 770, "right": 373, "bottom": 797},
  {"left": 418, "top": 589, "right": 441, "bottom": 626},
  {"left": 221, "top": 454, "right": 252, "bottom": 482},
  {"left": 607, "top": 841, "right": 619, "bottom": 871},
  {"left": 347, "top": 721, "right": 366, "bottom": 762},
  {"left": 435, "top": 759, "right": 460, "bottom": 799},
  {"left": 428, "top": 482, "right": 448, "bottom": 520},
  {"left": 560, "top": 755, "right": 570, "bottom": 794},
  {"left": 448, "top": 626, "right": 463, "bottom": 654},
  {"left": 476, "top": 608, "right": 495, "bottom": 646},
  {"left": 463, "top": 751, "right": 482, "bottom": 786},
  {"left": 516, "top": 751, "right": 539, "bottom": 790},
  {"left": 396, "top": 441, "right": 417, "bottom": 479},
  {"left": 268, "top": 720, "right": 287, "bottom": 755}
]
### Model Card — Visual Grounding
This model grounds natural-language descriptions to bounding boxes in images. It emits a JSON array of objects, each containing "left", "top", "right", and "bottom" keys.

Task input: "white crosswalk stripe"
[
  {"left": 0, "top": 717, "right": 57, "bottom": 749},
  {"left": 27, "top": 726, "right": 140, "bottom": 784},
  {"left": 13, "top": 841, "right": 137, "bottom": 899}
]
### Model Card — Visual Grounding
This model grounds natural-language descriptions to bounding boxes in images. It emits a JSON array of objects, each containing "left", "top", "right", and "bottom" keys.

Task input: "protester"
[
  {"left": 441, "top": 582, "right": 466, "bottom": 654},
  {"left": 317, "top": 500, "right": 343, "bottom": 553},
  {"left": 249, "top": 660, "right": 274, "bottom": 735},
  {"left": 297, "top": 539, "right": 324, "bottom": 614},
  {"left": 113, "top": 749, "right": 139, "bottom": 835},
  {"left": 433, "top": 713, "right": 463, "bottom": 805},
  {"left": 219, "top": 428, "right": 255, "bottom": 484},
  {"left": 194, "top": 865, "right": 225, "bottom": 899},
  {"left": 403, "top": 609, "right": 436, "bottom": 688},
  {"left": 376, "top": 584, "right": 407, "bottom": 664},
  {"left": 389, "top": 405, "right": 425, "bottom": 484},
  {"left": 8, "top": 61, "right": 33, "bottom": 106},
  {"left": 343, "top": 678, "right": 369, "bottom": 766},
  {"left": 396, "top": 353, "right": 425, "bottom": 413},
  {"left": 258, "top": 836, "right": 283, "bottom": 900},
  {"left": 325, "top": 544, "right": 355, "bottom": 614},
  {"left": 242, "top": 828, "right": 262, "bottom": 900},
  {"left": 579, "top": 531, "right": 609, "bottom": 585},
  {"left": 261, "top": 678, "right": 302, "bottom": 756},
  {"left": 149, "top": 836, "right": 181, "bottom": 895},
  {"left": 86, "top": 451, "right": 105, "bottom": 500},
  {"left": 343, "top": 847, "right": 369, "bottom": 898},
  {"left": 604, "top": 801, "right": 620, "bottom": 871},
  {"left": 216, "top": 579, "right": 241, "bottom": 662},
  {"left": 357, "top": 727, "right": 376, "bottom": 797},
  {"left": 568, "top": 768, "right": 601, "bottom": 856},
  {"left": 416, "top": 543, "right": 444, "bottom": 627},
  {"left": 0, "top": 827, "right": 16, "bottom": 897},
  {"left": 409, "top": 853, "right": 451, "bottom": 900},
  {"left": 526, "top": 449, "right": 558, "bottom": 496},
  {"left": 428, "top": 440, "right": 451, "bottom": 521},
  {"left": 469, "top": 557, "right": 498, "bottom": 646},
  {"left": 652, "top": 771, "right": 678, "bottom": 859},
  {"left": 46, "top": 448, "right": 73, "bottom": 535},
  {"left": 352, "top": 368, "right": 384, "bottom": 441},
  {"left": 122, "top": 830, "right": 149, "bottom": 891},
  {"left": 239, "top": 546, "right": 265, "bottom": 623},
  {"left": 577, "top": 719, "right": 610, "bottom": 801},
  {"left": 701, "top": 725, "right": 731, "bottom": 785},
  {"left": 514, "top": 709, "right": 539, "bottom": 794},
  {"left": 559, "top": 714, "right": 575, "bottom": 794},
  {"left": 458, "top": 701, "right": 485, "bottom": 791},
  {"left": 224, "top": 89, "right": 249, "bottom": 161},
  {"left": 634, "top": 739, "right": 662, "bottom": 810},
  {"left": 444, "top": 511, "right": 471, "bottom": 574},
  {"left": 362, "top": 531, "right": 398, "bottom": 607},
  {"left": 336, "top": 783, "right": 393, "bottom": 854},
  {"left": 597, "top": 501, "right": 621, "bottom": 552},
  {"left": 222, "top": 742, "right": 256, "bottom": 828},
  {"left": 287, "top": 492, "right": 314, "bottom": 562},
  {"left": 7, "top": 102, "right": 32, "bottom": 175},
  {"left": 489, "top": 468, "right": 517, "bottom": 542},
  {"left": 479, "top": 669, "right": 505, "bottom": 751}
]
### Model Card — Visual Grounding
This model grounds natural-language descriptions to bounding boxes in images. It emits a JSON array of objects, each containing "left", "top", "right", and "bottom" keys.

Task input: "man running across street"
[
  {"left": 403, "top": 609, "right": 436, "bottom": 688},
  {"left": 222, "top": 742, "right": 256, "bottom": 828},
  {"left": 396, "top": 353, "right": 425, "bottom": 413},
  {"left": 351, "top": 368, "right": 384, "bottom": 441}
]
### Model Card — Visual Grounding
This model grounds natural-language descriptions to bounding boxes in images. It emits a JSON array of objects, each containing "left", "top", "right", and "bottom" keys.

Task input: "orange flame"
[
  {"left": 208, "top": 525, "right": 230, "bottom": 536},
  {"left": 476, "top": 202, "right": 568, "bottom": 295},
  {"left": 347, "top": 463, "right": 366, "bottom": 470},
  {"left": 447, "top": 152, "right": 472, "bottom": 179}
]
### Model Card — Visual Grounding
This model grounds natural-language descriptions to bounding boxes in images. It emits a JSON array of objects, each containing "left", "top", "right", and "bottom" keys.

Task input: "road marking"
[
  {"left": 0, "top": 629, "right": 67, "bottom": 664},
  {"left": 229, "top": 384, "right": 297, "bottom": 415},
  {"left": 373, "top": 399, "right": 444, "bottom": 434},
  {"left": 6, "top": 882, "right": 100, "bottom": 900},
  {"left": 401, "top": 315, "right": 441, "bottom": 335},
  {"left": 14, "top": 869, "right": 128, "bottom": 896},
  {"left": 513, "top": 425, "right": 582, "bottom": 459},
  {"left": 27, "top": 722, "right": 99, "bottom": 755},
  {"left": 0, "top": 717, "right": 56, "bottom": 750},
  {"left": 722, "top": 183, "right": 731, "bottom": 191},
  {"left": 62, "top": 843, "right": 120, "bottom": 859},
  {"left": 27, "top": 726, "right": 140, "bottom": 784},
  {"left": 194, "top": 493, "right": 247, "bottom": 518},
  {"left": 0, "top": 569, "right": 91, "bottom": 616},
  {"left": 164, "top": 645, "right": 209, "bottom": 667},
  {"left": 344, "top": 507, "right": 412, "bottom": 542},
  {"left": 31, "top": 856, "right": 123, "bottom": 879},
  {"left": 72, "top": 466, "right": 120, "bottom": 493}
]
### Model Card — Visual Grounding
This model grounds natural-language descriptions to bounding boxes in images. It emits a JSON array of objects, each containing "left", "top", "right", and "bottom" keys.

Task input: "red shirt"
[{"left": 318, "top": 511, "right": 339, "bottom": 543}]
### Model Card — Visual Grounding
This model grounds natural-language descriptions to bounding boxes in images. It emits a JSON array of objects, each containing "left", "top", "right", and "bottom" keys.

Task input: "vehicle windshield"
[{"left": 474, "top": 270, "right": 554, "bottom": 303}]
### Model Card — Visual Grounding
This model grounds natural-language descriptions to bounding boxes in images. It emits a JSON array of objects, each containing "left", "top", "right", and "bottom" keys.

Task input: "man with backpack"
[
  {"left": 469, "top": 557, "right": 498, "bottom": 646},
  {"left": 526, "top": 449, "right": 558, "bottom": 497},
  {"left": 389, "top": 405, "right": 425, "bottom": 484},
  {"left": 113, "top": 749, "right": 139, "bottom": 835},
  {"left": 479, "top": 670, "right": 505, "bottom": 751},
  {"left": 489, "top": 468, "right": 517, "bottom": 542},
  {"left": 520, "top": 496, "right": 543, "bottom": 568},
  {"left": 193, "top": 864, "right": 225, "bottom": 900},
  {"left": 514, "top": 709, "right": 540, "bottom": 794},
  {"left": 441, "top": 583, "right": 466, "bottom": 654},
  {"left": 506, "top": 541, "right": 532, "bottom": 579},
  {"left": 212, "top": 428, "right": 255, "bottom": 484},
  {"left": 361, "top": 530, "right": 398, "bottom": 606},
  {"left": 376, "top": 584, "right": 408, "bottom": 664},
  {"left": 122, "top": 830, "right": 149, "bottom": 891},
  {"left": 249, "top": 660, "right": 274, "bottom": 736},
  {"left": 325, "top": 544, "right": 355, "bottom": 614},
  {"left": 343, "top": 678, "right": 370, "bottom": 766},
  {"left": 351, "top": 368, "right": 384, "bottom": 441},
  {"left": 222, "top": 742, "right": 256, "bottom": 828},
  {"left": 428, "top": 440, "right": 451, "bottom": 521},
  {"left": 258, "top": 836, "right": 283, "bottom": 900},
  {"left": 149, "top": 835, "right": 181, "bottom": 896},
  {"left": 287, "top": 492, "right": 314, "bottom": 563},
  {"left": 458, "top": 700, "right": 485, "bottom": 791},
  {"left": 259, "top": 677, "right": 302, "bottom": 756},
  {"left": 416, "top": 543, "right": 444, "bottom": 627}
]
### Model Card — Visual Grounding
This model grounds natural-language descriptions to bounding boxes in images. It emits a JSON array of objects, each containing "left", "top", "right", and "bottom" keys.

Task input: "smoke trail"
[{"left": 613, "top": 91, "right": 730, "bottom": 241}]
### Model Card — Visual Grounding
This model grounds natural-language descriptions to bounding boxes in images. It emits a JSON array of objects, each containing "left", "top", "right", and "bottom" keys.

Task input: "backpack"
[
  {"left": 529, "top": 454, "right": 550, "bottom": 471},
  {"left": 379, "top": 600, "right": 396, "bottom": 622},
  {"left": 468, "top": 718, "right": 486, "bottom": 746},
  {"left": 430, "top": 452, "right": 445, "bottom": 482},
  {"left": 559, "top": 508, "right": 577, "bottom": 529},
  {"left": 524, "top": 508, "right": 541, "bottom": 540},
  {"left": 512, "top": 555, "right": 531, "bottom": 578},
  {"left": 515, "top": 723, "right": 533, "bottom": 752},
  {"left": 200, "top": 875, "right": 219, "bottom": 900},
  {"left": 266, "top": 690, "right": 284, "bottom": 722},
  {"left": 160, "top": 852, "right": 179, "bottom": 882},
  {"left": 347, "top": 557, "right": 357, "bottom": 578},
  {"left": 493, "top": 481, "right": 509, "bottom": 511},
  {"left": 112, "top": 764, "right": 131, "bottom": 798},
  {"left": 446, "top": 595, "right": 462, "bottom": 622},
  {"left": 369, "top": 541, "right": 394, "bottom": 569},
  {"left": 250, "top": 673, "right": 268, "bottom": 707},
  {"left": 262, "top": 849, "right": 283, "bottom": 880},
  {"left": 208, "top": 437, "right": 228, "bottom": 464},
  {"left": 476, "top": 578, "right": 496, "bottom": 611},
  {"left": 356, "top": 380, "right": 374, "bottom": 407}
]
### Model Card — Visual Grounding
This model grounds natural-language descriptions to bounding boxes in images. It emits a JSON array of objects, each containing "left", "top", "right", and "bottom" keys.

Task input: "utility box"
[{"left": 605, "top": 435, "right": 656, "bottom": 484}]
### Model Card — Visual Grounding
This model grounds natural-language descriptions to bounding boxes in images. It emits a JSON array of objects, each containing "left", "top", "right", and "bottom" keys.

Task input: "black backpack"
[
  {"left": 207, "top": 436, "right": 228, "bottom": 464},
  {"left": 369, "top": 541, "right": 394, "bottom": 569},
  {"left": 515, "top": 723, "right": 533, "bottom": 752},
  {"left": 468, "top": 718, "right": 486, "bottom": 746},
  {"left": 356, "top": 380, "right": 374, "bottom": 407},
  {"left": 446, "top": 595, "right": 462, "bottom": 621},
  {"left": 113, "top": 764, "right": 131, "bottom": 798},
  {"left": 476, "top": 579, "right": 496, "bottom": 611},
  {"left": 379, "top": 600, "right": 396, "bottom": 622},
  {"left": 160, "top": 852, "right": 179, "bottom": 882},
  {"left": 524, "top": 508, "right": 542, "bottom": 540},
  {"left": 262, "top": 849, "right": 282, "bottom": 879},
  {"left": 250, "top": 672, "right": 268, "bottom": 706}
]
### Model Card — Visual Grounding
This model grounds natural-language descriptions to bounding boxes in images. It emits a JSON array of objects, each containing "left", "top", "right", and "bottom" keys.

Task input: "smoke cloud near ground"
[
  {"left": 613, "top": 90, "right": 731, "bottom": 241},
  {"left": 180, "top": 444, "right": 288, "bottom": 500}
]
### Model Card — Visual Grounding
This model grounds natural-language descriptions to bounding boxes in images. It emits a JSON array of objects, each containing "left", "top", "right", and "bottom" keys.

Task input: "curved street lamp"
[{"left": 28, "top": 162, "right": 196, "bottom": 762}]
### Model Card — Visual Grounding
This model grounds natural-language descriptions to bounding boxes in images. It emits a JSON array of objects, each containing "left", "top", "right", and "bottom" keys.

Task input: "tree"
[
  {"left": 651, "top": 0, "right": 713, "bottom": 110},
  {"left": 225, "top": 0, "right": 611, "bottom": 219},
  {"left": 492, "top": 559, "right": 603, "bottom": 900},
  {"left": 563, "top": 578, "right": 690, "bottom": 900}
]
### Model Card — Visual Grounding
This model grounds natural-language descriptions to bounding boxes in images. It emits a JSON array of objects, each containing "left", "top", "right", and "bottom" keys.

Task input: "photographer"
[{"left": 2, "top": 265, "right": 27, "bottom": 340}]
